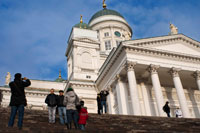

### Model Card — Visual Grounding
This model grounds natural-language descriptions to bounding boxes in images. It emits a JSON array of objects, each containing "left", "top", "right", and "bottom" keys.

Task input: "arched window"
[{"left": 82, "top": 52, "right": 92, "bottom": 68}]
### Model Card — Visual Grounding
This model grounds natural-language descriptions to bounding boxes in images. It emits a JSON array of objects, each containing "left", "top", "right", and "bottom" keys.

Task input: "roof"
[
  {"left": 89, "top": 8, "right": 124, "bottom": 24},
  {"left": 73, "top": 22, "right": 90, "bottom": 29}
]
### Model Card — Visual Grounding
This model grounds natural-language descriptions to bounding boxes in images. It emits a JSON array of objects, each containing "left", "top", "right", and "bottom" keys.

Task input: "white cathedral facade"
[{"left": 1, "top": 3, "right": 200, "bottom": 118}]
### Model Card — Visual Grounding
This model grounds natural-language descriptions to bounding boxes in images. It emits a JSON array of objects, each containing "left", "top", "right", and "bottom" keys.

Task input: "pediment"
[
  {"left": 151, "top": 43, "right": 200, "bottom": 56},
  {"left": 125, "top": 34, "right": 200, "bottom": 57}
]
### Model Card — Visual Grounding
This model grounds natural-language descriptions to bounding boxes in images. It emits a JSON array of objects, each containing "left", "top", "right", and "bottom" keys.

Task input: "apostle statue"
[
  {"left": 169, "top": 23, "right": 178, "bottom": 35},
  {"left": 5, "top": 72, "right": 11, "bottom": 85}
]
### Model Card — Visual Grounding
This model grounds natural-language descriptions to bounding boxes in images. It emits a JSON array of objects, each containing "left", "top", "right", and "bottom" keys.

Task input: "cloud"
[{"left": 0, "top": 0, "right": 199, "bottom": 86}]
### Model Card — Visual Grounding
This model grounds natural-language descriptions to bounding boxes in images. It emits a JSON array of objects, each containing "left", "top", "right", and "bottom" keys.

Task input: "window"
[
  {"left": 104, "top": 32, "right": 109, "bottom": 37},
  {"left": 105, "top": 40, "right": 111, "bottom": 50},
  {"left": 116, "top": 40, "right": 121, "bottom": 46},
  {"left": 86, "top": 75, "right": 91, "bottom": 79}
]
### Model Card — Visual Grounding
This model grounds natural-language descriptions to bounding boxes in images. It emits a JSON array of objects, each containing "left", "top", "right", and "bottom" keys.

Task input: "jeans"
[
  {"left": 67, "top": 109, "right": 78, "bottom": 128},
  {"left": 167, "top": 112, "right": 171, "bottom": 117},
  {"left": 79, "top": 124, "right": 85, "bottom": 130},
  {"left": 101, "top": 101, "right": 107, "bottom": 114},
  {"left": 8, "top": 105, "right": 24, "bottom": 128},
  {"left": 48, "top": 106, "right": 56, "bottom": 123},
  {"left": 58, "top": 107, "right": 67, "bottom": 124}
]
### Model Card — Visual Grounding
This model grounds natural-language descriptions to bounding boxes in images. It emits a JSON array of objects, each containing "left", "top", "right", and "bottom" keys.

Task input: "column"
[
  {"left": 193, "top": 71, "right": 200, "bottom": 91},
  {"left": 149, "top": 65, "right": 164, "bottom": 116},
  {"left": 115, "top": 75, "right": 129, "bottom": 115},
  {"left": 139, "top": 80, "right": 152, "bottom": 116},
  {"left": 170, "top": 68, "right": 190, "bottom": 118},
  {"left": 127, "top": 62, "right": 141, "bottom": 115},
  {"left": 107, "top": 86, "right": 115, "bottom": 114}
]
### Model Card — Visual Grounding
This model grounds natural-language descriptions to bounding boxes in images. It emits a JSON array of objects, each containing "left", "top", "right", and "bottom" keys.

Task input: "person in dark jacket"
[
  {"left": 45, "top": 89, "right": 58, "bottom": 123},
  {"left": 100, "top": 90, "right": 109, "bottom": 114},
  {"left": 57, "top": 90, "right": 67, "bottom": 125},
  {"left": 163, "top": 101, "right": 170, "bottom": 117},
  {"left": 78, "top": 101, "right": 88, "bottom": 130},
  {"left": 8, "top": 73, "right": 31, "bottom": 130},
  {"left": 97, "top": 93, "right": 102, "bottom": 115}
]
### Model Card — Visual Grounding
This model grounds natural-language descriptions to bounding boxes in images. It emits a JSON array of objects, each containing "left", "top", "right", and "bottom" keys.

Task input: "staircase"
[{"left": 0, "top": 107, "right": 200, "bottom": 133}]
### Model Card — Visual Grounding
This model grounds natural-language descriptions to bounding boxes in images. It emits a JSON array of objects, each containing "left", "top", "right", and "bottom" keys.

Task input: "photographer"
[{"left": 8, "top": 73, "right": 31, "bottom": 130}]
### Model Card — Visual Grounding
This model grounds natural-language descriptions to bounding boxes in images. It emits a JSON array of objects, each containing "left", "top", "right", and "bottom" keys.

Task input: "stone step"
[{"left": 0, "top": 107, "right": 200, "bottom": 132}]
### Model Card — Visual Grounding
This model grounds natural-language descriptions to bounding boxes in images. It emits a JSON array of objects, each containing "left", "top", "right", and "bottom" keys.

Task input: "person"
[
  {"left": 64, "top": 88, "right": 79, "bottom": 129},
  {"left": 174, "top": 107, "right": 182, "bottom": 118},
  {"left": 8, "top": 73, "right": 31, "bottom": 130},
  {"left": 57, "top": 90, "right": 67, "bottom": 125},
  {"left": 78, "top": 101, "right": 88, "bottom": 130},
  {"left": 97, "top": 93, "right": 102, "bottom": 115},
  {"left": 163, "top": 101, "right": 170, "bottom": 117},
  {"left": 100, "top": 90, "right": 109, "bottom": 114},
  {"left": 45, "top": 88, "right": 57, "bottom": 123}
]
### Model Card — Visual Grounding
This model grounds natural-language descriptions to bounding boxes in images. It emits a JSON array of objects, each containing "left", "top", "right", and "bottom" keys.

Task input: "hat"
[
  {"left": 67, "top": 88, "right": 73, "bottom": 92},
  {"left": 14, "top": 73, "right": 22, "bottom": 79},
  {"left": 59, "top": 90, "right": 64, "bottom": 93}
]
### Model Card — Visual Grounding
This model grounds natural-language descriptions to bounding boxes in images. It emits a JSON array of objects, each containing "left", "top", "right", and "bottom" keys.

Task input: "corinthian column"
[
  {"left": 107, "top": 86, "right": 115, "bottom": 114},
  {"left": 148, "top": 64, "right": 164, "bottom": 116},
  {"left": 115, "top": 75, "right": 128, "bottom": 115},
  {"left": 193, "top": 71, "right": 200, "bottom": 91},
  {"left": 170, "top": 68, "right": 190, "bottom": 118},
  {"left": 126, "top": 61, "right": 141, "bottom": 115}
]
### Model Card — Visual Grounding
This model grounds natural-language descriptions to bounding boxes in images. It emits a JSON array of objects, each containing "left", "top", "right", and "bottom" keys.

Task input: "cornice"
[
  {"left": 125, "top": 45, "right": 200, "bottom": 63},
  {"left": 73, "top": 37, "right": 100, "bottom": 44}
]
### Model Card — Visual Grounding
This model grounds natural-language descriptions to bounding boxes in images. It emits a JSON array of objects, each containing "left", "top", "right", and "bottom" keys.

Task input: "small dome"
[
  {"left": 74, "top": 22, "right": 90, "bottom": 29},
  {"left": 89, "top": 8, "right": 124, "bottom": 24},
  {"left": 55, "top": 78, "right": 65, "bottom": 82}
]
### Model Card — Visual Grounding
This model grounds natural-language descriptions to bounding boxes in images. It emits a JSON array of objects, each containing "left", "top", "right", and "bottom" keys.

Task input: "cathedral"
[{"left": 1, "top": 1, "right": 200, "bottom": 118}]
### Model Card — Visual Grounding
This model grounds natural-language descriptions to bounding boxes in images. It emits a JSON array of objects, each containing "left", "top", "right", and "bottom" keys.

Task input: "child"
[{"left": 78, "top": 101, "right": 88, "bottom": 130}]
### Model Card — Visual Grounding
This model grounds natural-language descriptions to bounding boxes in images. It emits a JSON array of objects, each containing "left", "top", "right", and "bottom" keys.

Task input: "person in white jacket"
[{"left": 174, "top": 107, "right": 182, "bottom": 118}]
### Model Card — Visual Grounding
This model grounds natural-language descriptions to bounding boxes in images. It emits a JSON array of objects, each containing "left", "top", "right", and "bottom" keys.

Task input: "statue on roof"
[
  {"left": 169, "top": 23, "right": 178, "bottom": 35},
  {"left": 5, "top": 72, "right": 11, "bottom": 85},
  {"left": 124, "top": 31, "right": 131, "bottom": 40}
]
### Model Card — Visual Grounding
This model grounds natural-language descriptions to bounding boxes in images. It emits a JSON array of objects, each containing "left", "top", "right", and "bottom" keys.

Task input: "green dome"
[
  {"left": 89, "top": 8, "right": 124, "bottom": 24},
  {"left": 74, "top": 22, "right": 90, "bottom": 29},
  {"left": 55, "top": 78, "right": 65, "bottom": 82}
]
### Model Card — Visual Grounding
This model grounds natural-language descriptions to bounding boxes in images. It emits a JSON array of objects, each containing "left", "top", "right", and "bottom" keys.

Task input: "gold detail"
[
  {"left": 80, "top": 15, "right": 83, "bottom": 23},
  {"left": 103, "top": 0, "right": 107, "bottom": 9},
  {"left": 59, "top": 70, "right": 62, "bottom": 79}
]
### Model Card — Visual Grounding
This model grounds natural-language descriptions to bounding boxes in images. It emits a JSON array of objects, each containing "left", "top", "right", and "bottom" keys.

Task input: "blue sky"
[{"left": 0, "top": 0, "right": 200, "bottom": 86}]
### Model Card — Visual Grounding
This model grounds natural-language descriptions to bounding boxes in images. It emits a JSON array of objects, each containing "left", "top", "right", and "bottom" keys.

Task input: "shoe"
[{"left": 18, "top": 127, "right": 22, "bottom": 130}]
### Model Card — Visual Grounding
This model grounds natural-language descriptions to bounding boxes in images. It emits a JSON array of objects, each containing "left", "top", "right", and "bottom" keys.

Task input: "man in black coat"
[
  {"left": 8, "top": 73, "right": 31, "bottom": 130},
  {"left": 96, "top": 93, "right": 102, "bottom": 115},
  {"left": 100, "top": 90, "right": 109, "bottom": 114},
  {"left": 57, "top": 90, "right": 67, "bottom": 125},
  {"left": 163, "top": 101, "right": 170, "bottom": 117},
  {"left": 45, "top": 88, "right": 58, "bottom": 123}
]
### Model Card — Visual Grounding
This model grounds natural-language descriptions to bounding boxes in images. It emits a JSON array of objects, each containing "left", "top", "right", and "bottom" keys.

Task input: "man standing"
[
  {"left": 57, "top": 90, "right": 67, "bottom": 125},
  {"left": 8, "top": 73, "right": 31, "bottom": 130},
  {"left": 64, "top": 88, "right": 79, "bottom": 129},
  {"left": 163, "top": 101, "right": 171, "bottom": 117},
  {"left": 100, "top": 90, "right": 109, "bottom": 114},
  {"left": 96, "top": 93, "right": 102, "bottom": 115},
  {"left": 175, "top": 107, "right": 183, "bottom": 118},
  {"left": 45, "top": 89, "right": 57, "bottom": 123}
]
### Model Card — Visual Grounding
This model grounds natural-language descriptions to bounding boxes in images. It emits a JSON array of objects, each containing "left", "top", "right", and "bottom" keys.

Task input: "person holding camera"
[{"left": 8, "top": 73, "right": 31, "bottom": 130}]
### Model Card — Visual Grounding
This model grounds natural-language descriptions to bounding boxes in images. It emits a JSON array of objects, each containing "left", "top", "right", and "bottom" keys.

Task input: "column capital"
[
  {"left": 193, "top": 70, "right": 200, "bottom": 80},
  {"left": 126, "top": 61, "right": 137, "bottom": 71},
  {"left": 148, "top": 64, "right": 159, "bottom": 74},
  {"left": 169, "top": 67, "right": 181, "bottom": 77}
]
